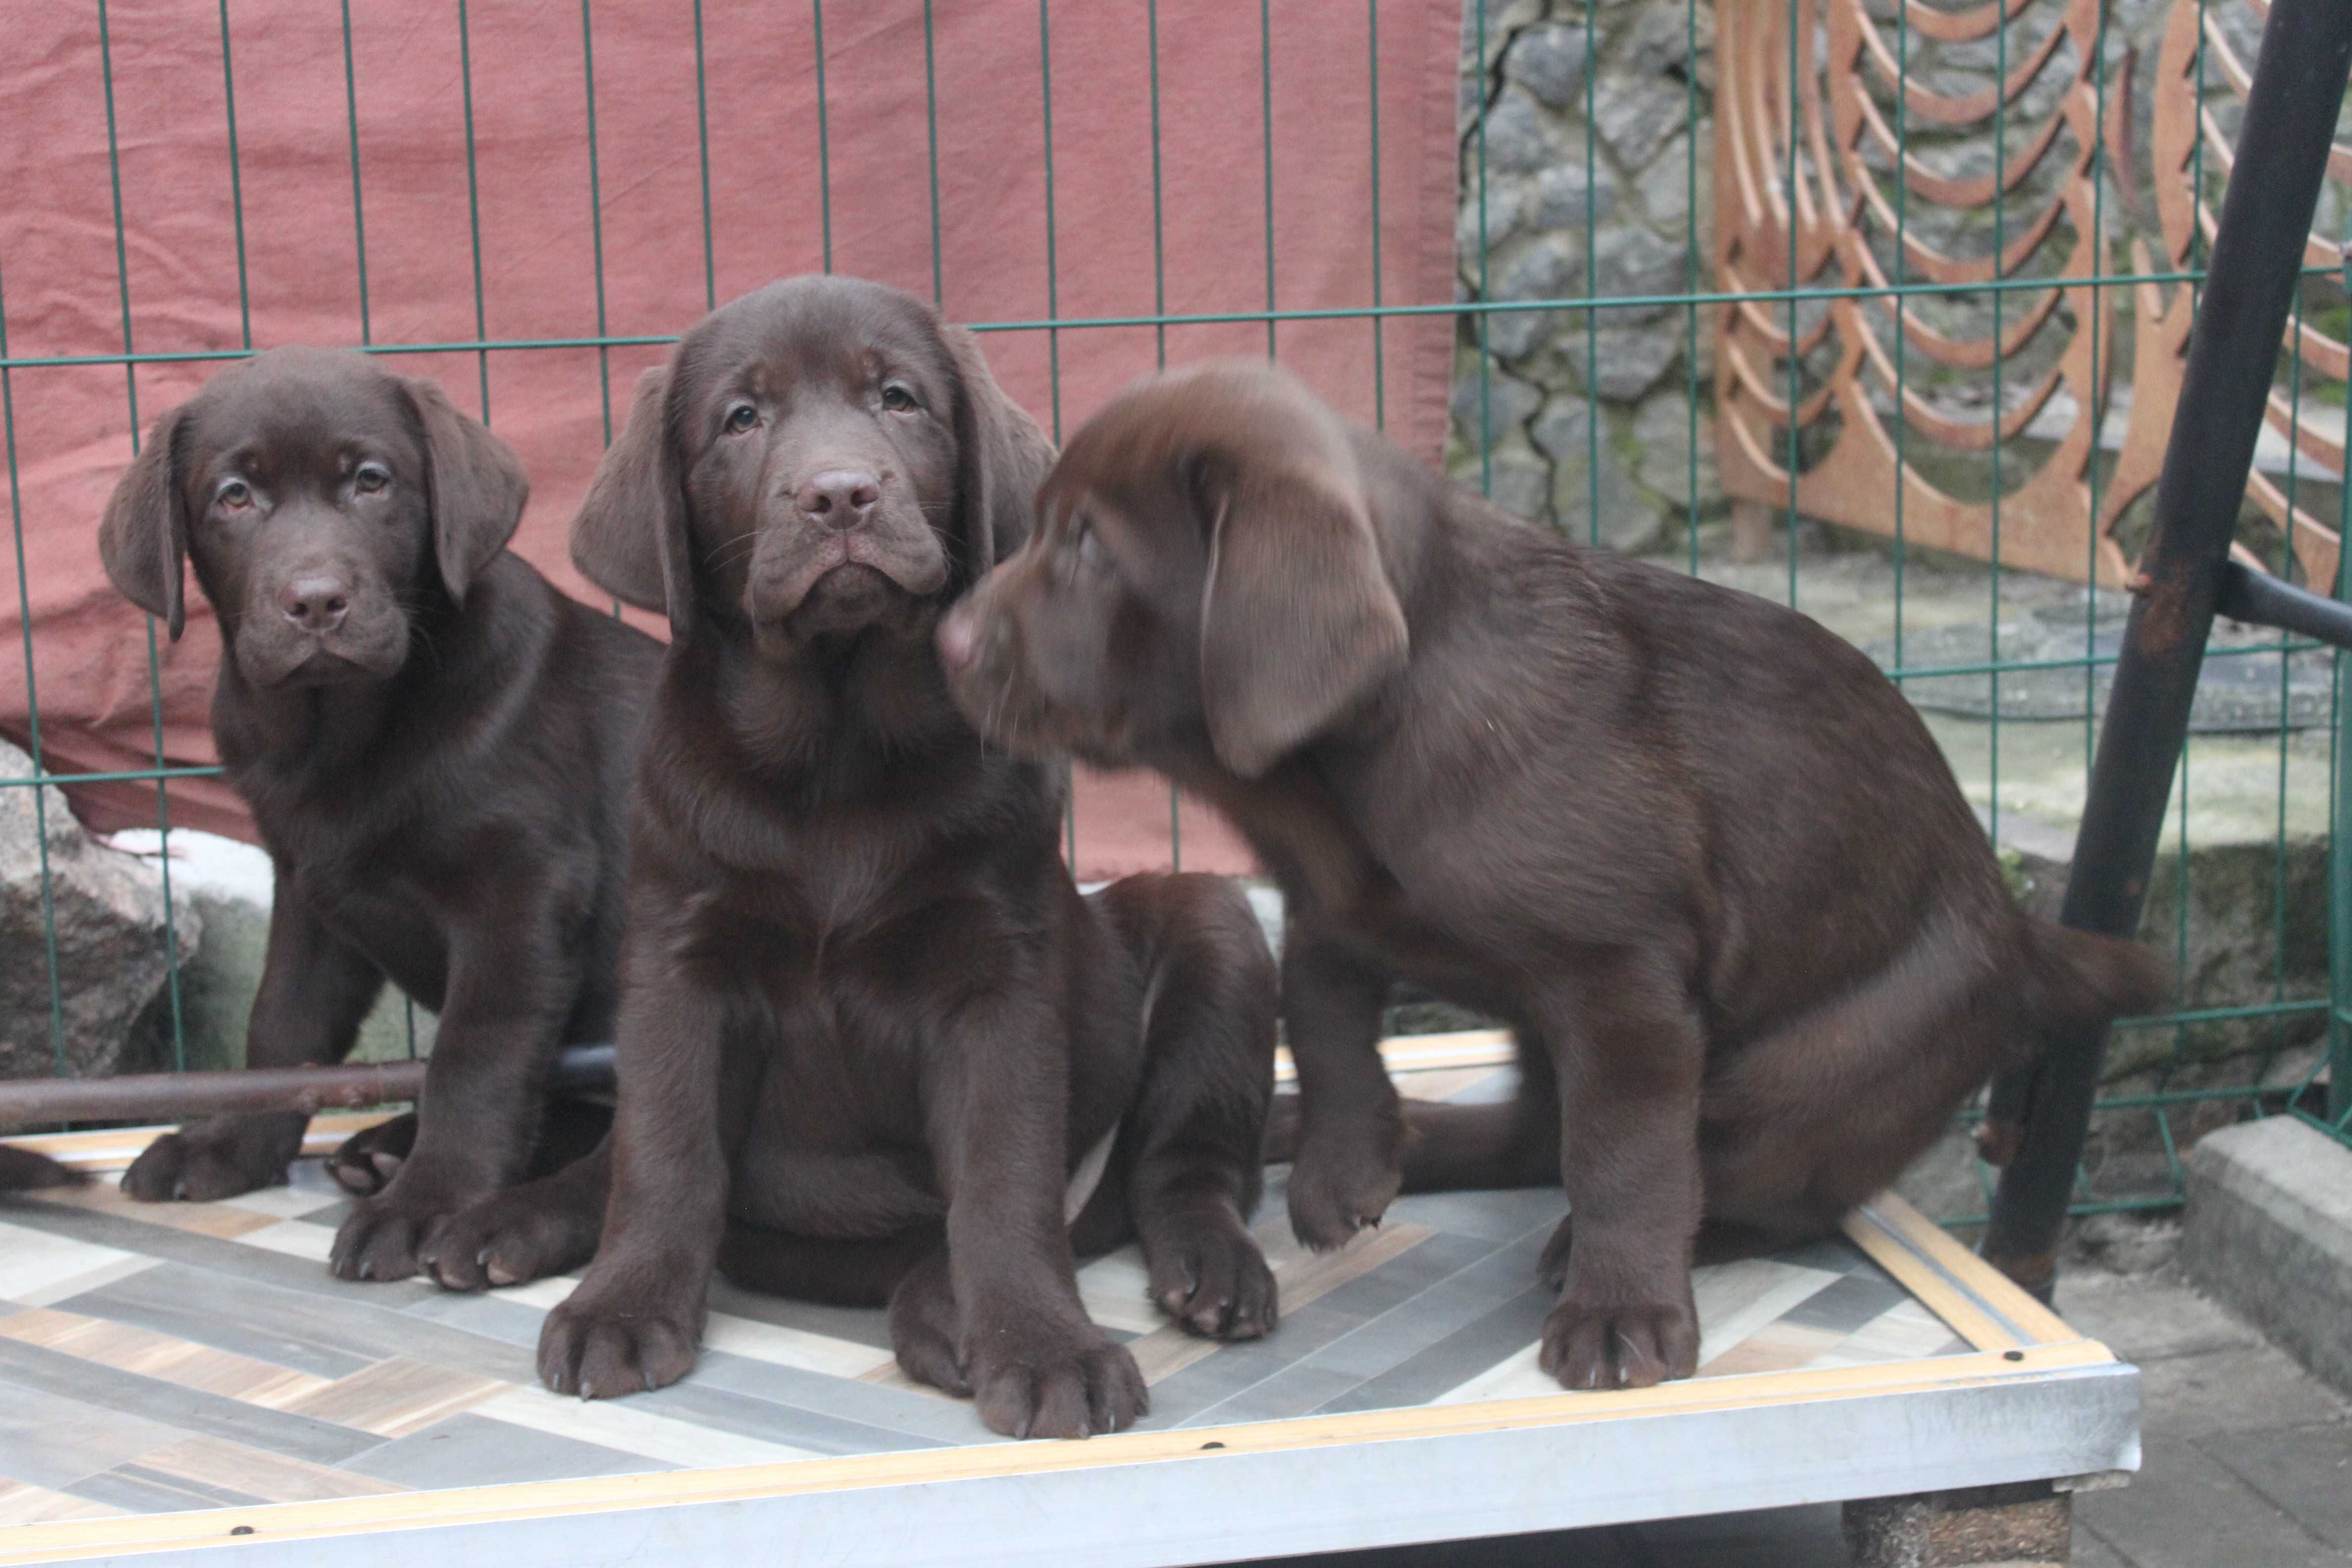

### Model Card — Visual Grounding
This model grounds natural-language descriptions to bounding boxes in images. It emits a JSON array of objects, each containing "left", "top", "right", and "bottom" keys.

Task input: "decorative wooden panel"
[{"left": 1713, "top": 0, "right": 2349, "bottom": 590}]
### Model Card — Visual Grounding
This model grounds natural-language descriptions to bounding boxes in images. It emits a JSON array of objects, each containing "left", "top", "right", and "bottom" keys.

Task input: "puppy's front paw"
[
  {"left": 329, "top": 1176, "right": 481, "bottom": 1283},
  {"left": 121, "top": 1115, "right": 301, "bottom": 1203},
  {"left": 966, "top": 1320, "right": 1146, "bottom": 1440},
  {"left": 324, "top": 1114, "right": 418, "bottom": 1197},
  {"left": 1538, "top": 1284, "right": 1700, "bottom": 1391},
  {"left": 1285, "top": 1121, "right": 1402, "bottom": 1252},
  {"left": 1147, "top": 1214, "right": 1277, "bottom": 1340},
  {"left": 538, "top": 1276, "right": 702, "bottom": 1399},
  {"left": 421, "top": 1184, "right": 601, "bottom": 1293}
]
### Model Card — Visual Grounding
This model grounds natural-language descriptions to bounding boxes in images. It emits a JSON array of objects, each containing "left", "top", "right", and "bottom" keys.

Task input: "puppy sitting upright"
[
  {"left": 937, "top": 359, "right": 2168, "bottom": 1392},
  {"left": 97, "top": 347, "right": 659, "bottom": 1283},
  {"left": 539, "top": 277, "right": 1277, "bottom": 1439}
]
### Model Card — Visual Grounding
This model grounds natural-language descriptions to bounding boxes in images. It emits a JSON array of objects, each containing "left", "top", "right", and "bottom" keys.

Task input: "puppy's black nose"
[
  {"left": 278, "top": 575, "right": 352, "bottom": 634},
  {"left": 796, "top": 469, "right": 881, "bottom": 531}
]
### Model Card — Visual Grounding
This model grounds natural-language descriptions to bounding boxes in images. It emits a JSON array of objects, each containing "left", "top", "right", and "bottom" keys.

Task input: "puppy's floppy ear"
[
  {"left": 98, "top": 408, "right": 191, "bottom": 641},
  {"left": 1195, "top": 456, "right": 1408, "bottom": 778},
  {"left": 399, "top": 374, "right": 530, "bottom": 606},
  {"left": 570, "top": 364, "right": 697, "bottom": 635},
  {"left": 942, "top": 323, "right": 1055, "bottom": 581}
]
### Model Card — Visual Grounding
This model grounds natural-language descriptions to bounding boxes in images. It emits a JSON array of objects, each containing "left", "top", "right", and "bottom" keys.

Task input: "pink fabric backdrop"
[{"left": 0, "top": 0, "right": 1461, "bottom": 879}]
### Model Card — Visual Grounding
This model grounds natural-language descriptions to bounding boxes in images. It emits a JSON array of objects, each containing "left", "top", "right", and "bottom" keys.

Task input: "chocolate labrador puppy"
[
  {"left": 936, "top": 359, "right": 2168, "bottom": 1391},
  {"left": 97, "top": 347, "right": 659, "bottom": 1283},
  {"left": 536, "top": 277, "right": 1277, "bottom": 1439}
]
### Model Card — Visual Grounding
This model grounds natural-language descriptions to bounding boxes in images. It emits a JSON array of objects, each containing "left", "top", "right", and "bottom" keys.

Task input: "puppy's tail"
[
  {"left": 2019, "top": 917, "right": 2170, "bottom": 1036},
  {"left": 0, "top": 1145, "right": 88, "bottom": 1193}
]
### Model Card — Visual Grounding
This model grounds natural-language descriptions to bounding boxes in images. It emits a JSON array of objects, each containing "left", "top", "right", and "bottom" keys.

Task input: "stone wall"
[{"left": 1451, "top": 0, "right": 1719, "bottom": 556}]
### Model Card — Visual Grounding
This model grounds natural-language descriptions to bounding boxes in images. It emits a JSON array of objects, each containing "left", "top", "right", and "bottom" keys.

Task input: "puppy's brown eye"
[
  {"left": 216, "top": 480, "right": 253, "bottom": 511},
  {"left": 881, "top": 384, "right": 919, "bottom": 413},
  {"left": 354, "top": 463, "right": 391, "bottom": 494},
  {"left": 725, "top": 403, "right": 759, "bottom": 435}
]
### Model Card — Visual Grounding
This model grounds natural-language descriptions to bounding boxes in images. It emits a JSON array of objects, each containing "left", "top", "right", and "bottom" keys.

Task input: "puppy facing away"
[
  {"left": 97, "top": 347, "right": 660, "bottom": 1283},
  {"left": 536, "top": 276, "right": 1278, "bottom": 1439},
  {"left": 936, "top": 359, "right": 2169, "bottom": 1391}
]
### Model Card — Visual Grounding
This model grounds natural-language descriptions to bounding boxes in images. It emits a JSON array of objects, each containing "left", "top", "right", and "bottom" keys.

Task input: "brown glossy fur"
[
  {"left": 0, "top": 1147, "right": 86, "bottom": 1193},
  {"left": 531, "top": 279, "right": 1279, "bottom": 1440},
  {"left": 937, "top": 360, "right": 2168, "bottom": 1392},
  {"left": 96, "top": 348, "right": 659, "bottom": 1284}
]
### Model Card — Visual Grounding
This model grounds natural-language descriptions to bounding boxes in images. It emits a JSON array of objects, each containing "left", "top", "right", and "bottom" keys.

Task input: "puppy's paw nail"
[
  {"left": 372, "top": 1153, "right": 402, "bottom": 1178},
  {"left": 487, "top": 1263, "right": 518, "bottom": 1286}
]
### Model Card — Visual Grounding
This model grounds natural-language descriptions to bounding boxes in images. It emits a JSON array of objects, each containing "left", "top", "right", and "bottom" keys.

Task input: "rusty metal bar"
[
  {"left": 0, "top": 1045, "right": 614, "bottom": 1129},
  {"left": 1978, "top": 0, "right": 2352, "bottom": 1301}
]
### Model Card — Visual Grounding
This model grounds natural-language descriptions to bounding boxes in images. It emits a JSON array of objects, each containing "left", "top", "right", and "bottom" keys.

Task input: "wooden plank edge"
[
  {"left": 1858, "top": 1191, "right": 2085, "bottom": 1347},
  {"left": 0, "top": 1342, "right": 2119, "bottom": 1564}
]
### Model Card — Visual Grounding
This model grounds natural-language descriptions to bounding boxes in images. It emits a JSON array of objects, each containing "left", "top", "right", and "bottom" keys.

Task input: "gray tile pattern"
[
  {"left": 0, "top": 1336, "right": 377, "bottom": 1466},
  {"left": 0, "top": 1150, "right": 1985, "bottom": 1519},
  {"left": 340, "top": 1413, "right": 667, "bottom": 1490}
]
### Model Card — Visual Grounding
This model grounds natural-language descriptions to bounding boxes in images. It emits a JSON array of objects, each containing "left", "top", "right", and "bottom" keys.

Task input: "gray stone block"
[
  {"left": 1591, "top": 72, "right": 1685, "bottom": 172},
  {"left": 1591, "top": 222, "right": 1686, "bottom": 305},
  {"left": 0, "top": 738, "right": 198, "bottom": 1081},
  {"left": 1634, "top": 133, "right": 1705, "bottom": 230},
  {"left": 1451, "top": 361, "right": 1543, "bottom": 446},
  {"left": 2182, "top": 1116, "right": 2352, "bottom": 1399},
  {"left": 1580, "top": 323, "right": 1683, "bottom": 400},
  {"left": 1477, "top": 86, "right": 1563, "bottom": 175},
  {"left": 1501, "top": 24, "right": 1590, "bottom": 110},
  {"left": 1630, "top": 388, "right": 1721, "bottom": 512},
  {"left": 1531, "top": 393, "right": 1667, "bottom": 552},
  {"left": 1532, "top": 154, "right": 1617, "bottom": 230},
  {"left": 1454, "top": 175, "right": 1530, "bottom": 269}
]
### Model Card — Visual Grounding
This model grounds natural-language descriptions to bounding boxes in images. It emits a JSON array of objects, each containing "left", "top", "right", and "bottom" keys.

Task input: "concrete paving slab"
[
  {"left": 2130, "top": 1344, "right": 2351, "bottom": 1440},
  {"left": 2075, "top": 1438, "right": 2348, "bottom": 1568},
  {"left": 2206, "top": 1424, "right": 2352, "bottom": 1553},
  {"left": 2054, "top": 1270, "right": 2268, "bottom": 1365}
]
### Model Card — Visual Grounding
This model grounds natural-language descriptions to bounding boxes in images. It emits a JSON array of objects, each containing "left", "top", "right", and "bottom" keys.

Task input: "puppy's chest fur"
[
  {"left": 650, "top": 654, "right": 1068, "bottom": 1148},
  {"left": 223, "top": 718, "right": 512, "bottom": 1012}
]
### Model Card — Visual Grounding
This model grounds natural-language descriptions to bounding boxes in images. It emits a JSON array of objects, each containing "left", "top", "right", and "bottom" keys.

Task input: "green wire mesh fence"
[{"left": 0, "top": 0, "right": 2348, "bottom": 1230}]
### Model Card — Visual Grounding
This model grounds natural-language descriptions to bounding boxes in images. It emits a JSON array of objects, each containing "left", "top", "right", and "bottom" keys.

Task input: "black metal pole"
[{"left": 1978, "top": 0, "right": 2352, "bottom": 1300}]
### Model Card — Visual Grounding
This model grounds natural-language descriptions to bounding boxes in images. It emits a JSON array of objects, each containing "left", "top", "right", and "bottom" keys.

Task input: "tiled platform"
[{"left": 0, "top": 1040, "right": 2140, "bottom": 1567}]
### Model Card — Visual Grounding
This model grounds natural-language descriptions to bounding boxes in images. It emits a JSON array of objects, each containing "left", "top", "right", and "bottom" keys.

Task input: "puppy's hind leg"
[
  {"left": 1695, "top": 907, "right": 2026, "bottom": 1261},
  {"left": 1094, "top": 873, "right": 1280, "bottom": 1341}
]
